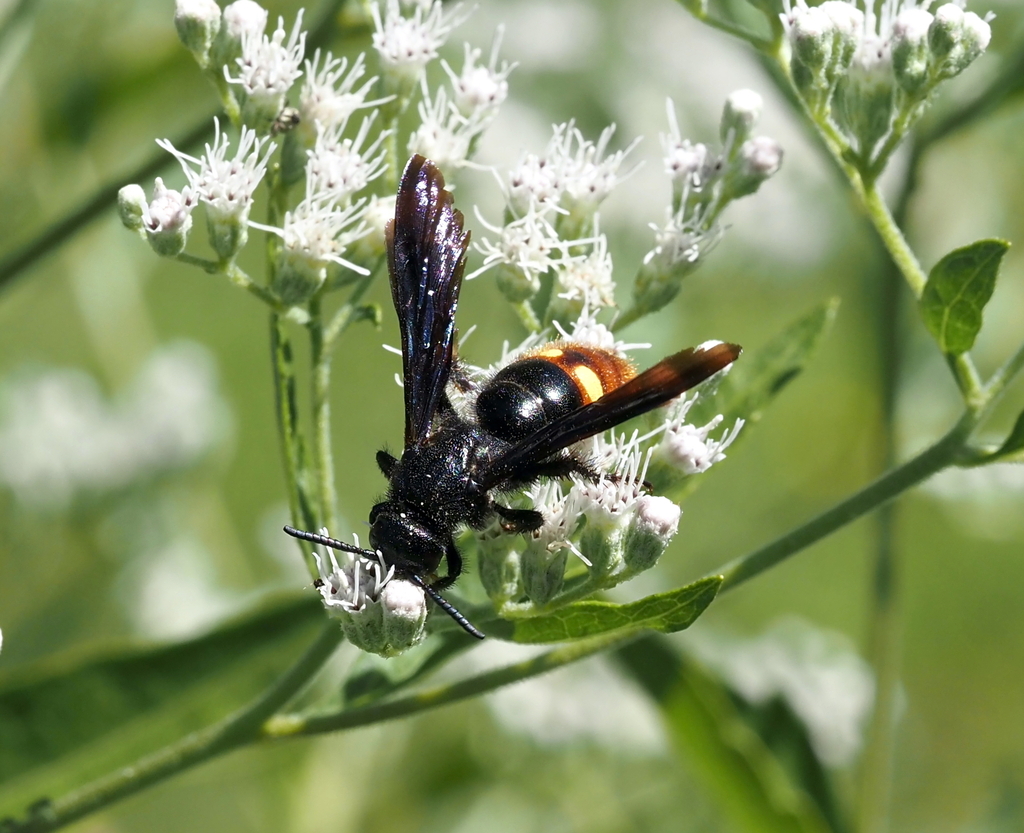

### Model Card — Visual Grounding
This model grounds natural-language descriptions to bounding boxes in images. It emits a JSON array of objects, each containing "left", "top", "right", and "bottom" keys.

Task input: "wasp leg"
[
  {"left": 430, "top": 542, "right": 464, "bottom": 591},
  {"left": 501, "top": 455, "right": 599, "bottom": 491},
  {"left": 376, "top": 449, "right": 399, "bottom": 477},
  {"left": 493, "top": 504, "right": 545, "bottom": 534}
]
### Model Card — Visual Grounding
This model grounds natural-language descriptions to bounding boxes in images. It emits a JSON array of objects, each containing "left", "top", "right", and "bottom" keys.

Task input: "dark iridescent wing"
[
  {"left": 387, "top": 155, "right": 470, "bottom": 447},
  {"left": 481, "top": 341, "right": 741, "bottom": 488}
]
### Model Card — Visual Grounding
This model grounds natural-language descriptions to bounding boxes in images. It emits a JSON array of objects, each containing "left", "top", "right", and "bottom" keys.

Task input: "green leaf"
[
  {"left": 0, "top": 595, "right": 323, "bottom": 818},
  {"left": 511, "top": 576, "right": 722, "bottom": 644},
  {"left": 919, "top": 239, "right": 1009, "bottom": 355},
  {"left": 618, "top": 636, "right": 839, "bottom": 833},
  {"left": 689, "top": 298, "right": 839, "bottom": 430},
  {"left": 991, "top": 408, "right": 1024, "bottom": 463}
]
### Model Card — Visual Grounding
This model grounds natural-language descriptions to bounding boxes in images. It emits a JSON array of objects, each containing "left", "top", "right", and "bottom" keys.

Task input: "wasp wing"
[
  {"left": 481, "top": 341, "right": 741, "bottom": 488},
  {"left": 387, "top": 155, "right": 471, "bottom": 447}
]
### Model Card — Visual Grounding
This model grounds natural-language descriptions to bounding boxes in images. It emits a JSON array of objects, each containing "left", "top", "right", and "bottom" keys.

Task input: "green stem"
[
  {"left": 9, "top": 624, "right": 343, "bottom": 833},
  {"left": 860, "top": 183, "right": 984, "bottom": 402},
  {"left": 714, "top": 413, "right": 974, "bottom": 591},
  {"left": 689, "top": 9, "right": 771, "bottom": 51},
  {"left": 513, "top": 299, "right": 542, "bottom": 333},
  {"left": 264, "top": 630, "right": 635, "bottom": 739},
  {"left": 271, "top": 313, "right": 317, "bottom": 547},
  {"left": 307, "top": 296, "right": 338, "bottom": 533}
]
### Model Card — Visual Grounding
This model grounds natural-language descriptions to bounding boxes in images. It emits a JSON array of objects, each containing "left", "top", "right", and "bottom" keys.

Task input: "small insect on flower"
[{"left": 285, "top": 155, "right": 741, "bottom": 640}]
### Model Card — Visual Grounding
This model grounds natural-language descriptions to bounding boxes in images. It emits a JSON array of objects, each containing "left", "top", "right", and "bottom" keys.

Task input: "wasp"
[{"left": 285, "top": 154, "right": 740, "bottom": 640}]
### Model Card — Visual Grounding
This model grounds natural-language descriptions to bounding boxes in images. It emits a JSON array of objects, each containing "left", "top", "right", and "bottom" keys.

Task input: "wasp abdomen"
[{"left": 475, "top": 343, "right": 636, "bottom": 443}]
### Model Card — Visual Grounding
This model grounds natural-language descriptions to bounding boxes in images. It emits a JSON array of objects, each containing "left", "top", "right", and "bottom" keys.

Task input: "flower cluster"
[
  {"left": 309, "top": 529, "right": 429, "bottom": 656},
  {"left": 631, "top": 91, "right": 783, "bottom": 321},
  {"left": 781, "top": 0, "right": 992, "bottom": 167},
  {"left": 120, "top": 0, "right": 499, "bottom": 310}
]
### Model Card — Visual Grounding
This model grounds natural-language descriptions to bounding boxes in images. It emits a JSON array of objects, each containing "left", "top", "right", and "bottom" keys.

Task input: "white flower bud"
[
  {"left": 378, "top": 579, "right": 429, "bottom": 650},
  {"left": 622, "top": 495, "right": 681, "bottom": 573},
  {"left": 891, "top": 8, "right": 934, "bottom": 94},
  {"left": 834, "top": 37, "right": 895, "bottom": 157},
  {"left": 175, "top": 0, "right": 222, "bottom": 67},
  {"left": 222, "top": 0, "right": 268, "bottom": 42},
  {"left": 723, "top": 136, "right": 783, "bottom": 199},
  {"left": 790, "top": 6, "right": 834, "bottom": 73},
  {"left": 819, "top": 1, "right": 863, "bottom": 72},
  {"left": 117, "top": 184, "right": 148, "bottom": 232},
  {"left": 720, "top": 89, "right": 763, "bottom": 148},
  {"left": 960, "top": 12, "right": 992, "bottom": 67},
  {"left": 211, "top": 0, "right": 268, "bottom": 71}
]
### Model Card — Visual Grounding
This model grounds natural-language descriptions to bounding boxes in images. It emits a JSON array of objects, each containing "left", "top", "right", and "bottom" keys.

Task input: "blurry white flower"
[
  {"left": 0, "top": 342, "right": 229, "bottom": 510},
  {"left": 686, "top": 618, "right": 876, "bottom": 767},
  {"left": 407, "top": 81, "right": 477, "bottom": 171},
  {"left": 482, "top": 646, "right": 667, "bottom": 753},
  {"left": 221, "top": 0, "right": 268, "bottom": 43}
]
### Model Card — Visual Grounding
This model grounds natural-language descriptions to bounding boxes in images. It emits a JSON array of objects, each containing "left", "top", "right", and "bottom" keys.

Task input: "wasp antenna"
[
  {"left": 409, "top": 574, "right": 486, "bottom": 640},
  {"left": 283, "top": 525, "right": 377, "bottom": 558}
]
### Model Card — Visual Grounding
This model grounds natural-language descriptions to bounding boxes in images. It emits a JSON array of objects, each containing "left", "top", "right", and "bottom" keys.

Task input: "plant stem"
[
  {"left": 264, "top": 629, "right": 635, "bottom": 738},
  {"left": 714, "top": 412, "right": 974, "bottom": 591},
  {"left": 307, "top": 296, "right": 338, "bottom": 533},
  {"left": 271, "top": 313, "right": 317, "bottom": 545},
  {"left": 9, "top": 624, "right": 343, "bottom": 833}
]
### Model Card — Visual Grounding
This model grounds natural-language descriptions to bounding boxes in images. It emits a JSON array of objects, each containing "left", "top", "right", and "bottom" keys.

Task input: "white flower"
[
  {"left": 158, "top": 119, "right": 275, "bottom": 223},
  {"left": 298, "top": 51, "right": 387, "bottom": 135},
  {"left": 313, "top": 534, "right": 397, "bottom": 615},
  {"left": 566, "top": 434, "right": 652, "bottom": 532},
  {"left": 310, "top": 528, "right": 428, "bottom": 655},
  {"left": 371, "top": 0, "right": 468, "bottom": 89},
  {"left": 442, "top": 29, "right": 515, "bottom": 120},
  {"left": 267, "top": 193, "right": 369, "bottom": 272},
  {"left": 470, "top": 207, "right": 563, "bottom": 284},
  {"left": 0, "top": 343, "right": 227, "bottom": 509},
  {"left": 657, "top": 394, "right": 744, "bottom": 475},
  {"left": 643, "top": 202, "right": 722, "bottom": 271},
  {"left": 552, "top": 229, "right": 616, "bottom": 311},
  {"left": 225, "top": 10, "right": 307, "bottom": 124},
  {"left": 143, "top": 177, "right": 195, "bottom": 235},
  {"left": 407, "top": 81, "right": 476, "bottom": 171},
  {"left": 661, "top": 99, "right": 721, "bottom": 197},
  {"left": 306, "top": 113, "right": 389, "bottom": 205},
  {"left": 555, "top": 307, "right": 650, "bottom": 357}
]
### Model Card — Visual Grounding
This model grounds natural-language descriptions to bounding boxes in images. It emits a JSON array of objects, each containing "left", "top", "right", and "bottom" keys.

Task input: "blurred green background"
[{"left": 1, "top": 0, "right": 1023, "bottom": 830}]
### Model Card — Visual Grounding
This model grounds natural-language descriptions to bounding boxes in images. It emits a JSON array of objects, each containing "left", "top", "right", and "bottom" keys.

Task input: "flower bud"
[
  {"left": 521, "top": 542, "right": 568, "bottom": 606},
  {"left": 891, "top": 8, "right": 934, "bottom": 94},
  {"left": 928, "top": 3, "right": 964, "bottom": 63},
  {"left": 175, "top": 0, "right": 222, "bottom": 68},
  {"left": 722, "top": 136, "right": 783, "bottom": 199},
  {"left": 206, "top": 212, "right": 248, "bottom": 261},
  {"left": 578, "top": 525, "right": 625, "bottom": 580},
  {"left": 819, "top": 1, "right": 863, "bottom": 75},
  {"left": 494, "top": 261, "right": 541, "bottom": 303},
  {"left": 834, "top": 40, "right": 895, "bottom": 157},
  {"left": 211, "top": 0, "right": 268, "bottom": 70},
  {"left": 117, "top": 184, "right": 147, "bottom": 232},
  {"left": 622, "top": 495, "right": 680, "bottom": 573},
  {"left": 272, "top": 251, "right": 327, "bottom": 305},
  {"left": 720, "top": 89, "right": 763, "bottom": 150}
]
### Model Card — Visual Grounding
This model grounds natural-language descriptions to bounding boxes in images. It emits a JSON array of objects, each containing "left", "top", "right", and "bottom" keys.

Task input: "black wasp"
[{"left": 285, "top": 154, "right": 741, "bottom": 640}]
